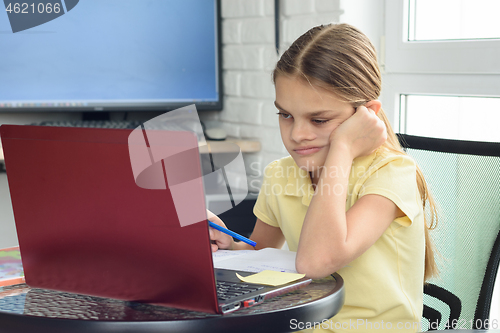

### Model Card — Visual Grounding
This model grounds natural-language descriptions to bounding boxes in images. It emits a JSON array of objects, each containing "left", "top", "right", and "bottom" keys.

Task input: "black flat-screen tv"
[{"left": 0, "top": 0, "right": 222, "bottom": 117}]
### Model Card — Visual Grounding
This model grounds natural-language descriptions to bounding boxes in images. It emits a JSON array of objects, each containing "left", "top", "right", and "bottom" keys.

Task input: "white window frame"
[
  {"left": 385, "top": 0, "right": 500, "bottom": 75},
  {"left": 382, "top": 0, "right": 500, "bottom": 133},
  {"left": 382, "top": 0, "right": 500, "bottom": 324}
]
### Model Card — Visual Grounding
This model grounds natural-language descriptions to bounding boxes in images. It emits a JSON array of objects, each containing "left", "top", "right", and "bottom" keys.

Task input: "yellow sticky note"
[{"left": 236, "top": 270, "right": 306, "bottom": 286}]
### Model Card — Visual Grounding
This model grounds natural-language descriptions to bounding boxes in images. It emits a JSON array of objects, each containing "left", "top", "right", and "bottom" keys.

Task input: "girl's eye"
[
  {"left": 312, "top": 119, "right": 329, "bottom": 124},
  {"left": 277, "top": 112, "right": 292, "bottom": 119}
]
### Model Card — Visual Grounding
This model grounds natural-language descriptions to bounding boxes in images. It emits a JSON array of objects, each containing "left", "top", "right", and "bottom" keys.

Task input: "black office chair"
[{"left": 397, "top": 134, "right": 500, "bottom": 331}]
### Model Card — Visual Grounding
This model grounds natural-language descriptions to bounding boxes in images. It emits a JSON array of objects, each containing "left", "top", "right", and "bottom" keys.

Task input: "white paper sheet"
[
  {"left": 212, "top": 249, "right": 256, "bottom": 263},
  {"left": 213, "top": 248, "right": 298, "bottom": 273}
]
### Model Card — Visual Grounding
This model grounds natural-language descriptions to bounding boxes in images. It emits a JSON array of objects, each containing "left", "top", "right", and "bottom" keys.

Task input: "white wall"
[
  {"left": 339, "top": 0, "right": 384, "bottom": 54},
  {"left": 0, "top": 173, "right": 17, "bottom": 248}
]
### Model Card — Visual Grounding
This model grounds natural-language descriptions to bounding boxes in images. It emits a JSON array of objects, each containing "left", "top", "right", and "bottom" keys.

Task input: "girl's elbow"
[{"left": 295, "top": 254, "right": 341, "bottom": 279}]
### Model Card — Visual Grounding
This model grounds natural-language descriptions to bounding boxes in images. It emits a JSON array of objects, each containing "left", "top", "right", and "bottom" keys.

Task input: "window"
[
  {"left": 384, "top": 0, "right": 500, "bottom": 75},
  {"left": 401, "top": 95, "right": 500, "bottom": 142},
  {"left": 408, "top": 0, "right": 500, "bottom": 41},
  {"left": 382, "top": 0, "right": 500, "bottom": 141}
]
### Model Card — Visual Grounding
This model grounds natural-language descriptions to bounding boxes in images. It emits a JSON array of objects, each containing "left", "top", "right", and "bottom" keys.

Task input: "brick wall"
[{"left": 201, "top": 0, "right": 343, "bottom": 191}]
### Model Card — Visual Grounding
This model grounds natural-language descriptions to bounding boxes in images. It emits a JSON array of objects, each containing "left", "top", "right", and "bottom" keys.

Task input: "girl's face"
[{"left": 274, "top": 76, "right": 356, "bottom": 176}]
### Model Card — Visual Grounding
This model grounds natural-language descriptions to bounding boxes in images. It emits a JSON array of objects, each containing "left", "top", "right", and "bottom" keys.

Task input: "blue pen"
[{"left": 208, "top": 221, "right": 257, "bottom": 247}]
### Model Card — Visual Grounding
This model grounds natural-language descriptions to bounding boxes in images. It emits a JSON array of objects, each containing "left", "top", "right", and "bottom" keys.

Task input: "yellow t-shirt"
[{"left": 253, "top": 149, "right": 425, "bottom": 333}]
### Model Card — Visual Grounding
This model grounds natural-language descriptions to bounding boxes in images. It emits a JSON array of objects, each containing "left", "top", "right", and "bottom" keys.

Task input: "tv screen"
[{"left": 0, "top": 0, "right": 222, "bottom": 115}]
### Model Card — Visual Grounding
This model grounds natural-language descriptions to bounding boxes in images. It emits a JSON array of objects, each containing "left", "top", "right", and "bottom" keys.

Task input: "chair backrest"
[{"left": 397, "top": 134, "right": 500, "bottom": 331}]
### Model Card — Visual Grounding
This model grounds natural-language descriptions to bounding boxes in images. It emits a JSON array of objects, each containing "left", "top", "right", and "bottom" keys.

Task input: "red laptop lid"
[{"left": 0, "top": 125, "right": 218, "bottom": 313}]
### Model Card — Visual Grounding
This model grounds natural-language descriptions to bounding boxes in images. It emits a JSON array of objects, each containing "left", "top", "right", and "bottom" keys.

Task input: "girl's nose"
[{"left": 290, "top": 122, "right": 316, "bottom": 142}]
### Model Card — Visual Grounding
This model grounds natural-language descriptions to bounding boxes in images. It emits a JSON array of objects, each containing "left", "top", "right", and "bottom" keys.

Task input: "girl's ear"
[{"left": 365, "top": 100, "right": 382, "bottom": 115}]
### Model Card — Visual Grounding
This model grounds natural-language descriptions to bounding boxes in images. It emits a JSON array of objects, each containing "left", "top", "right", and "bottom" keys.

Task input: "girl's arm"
[
  {"left": 296, "top": 106, "right": 403, "bottom": 279},
  {"left": 208, "top": 212, "right": 285, "bottom": 251}
]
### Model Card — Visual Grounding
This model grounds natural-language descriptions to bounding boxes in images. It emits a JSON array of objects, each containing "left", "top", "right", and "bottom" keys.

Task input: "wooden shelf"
[{"left": 204, "top": 138, "right": 261, "bottom": 154}]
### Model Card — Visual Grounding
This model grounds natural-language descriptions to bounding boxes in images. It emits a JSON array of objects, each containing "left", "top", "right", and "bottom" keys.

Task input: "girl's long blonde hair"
[{"left": 273, "top": 23, "right": 438, "bottom": 281}]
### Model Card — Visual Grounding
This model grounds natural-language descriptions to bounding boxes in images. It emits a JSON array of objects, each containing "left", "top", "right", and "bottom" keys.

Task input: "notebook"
[
  {"left": 0, "top": 247, "right": 25, "bottom": 287},
  {"left": 0, "top": 125, "right": 311, "bottom": 314}
]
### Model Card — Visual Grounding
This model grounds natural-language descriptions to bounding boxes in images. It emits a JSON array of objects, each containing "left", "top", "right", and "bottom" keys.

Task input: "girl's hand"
[
  {"left": 207, "top": 210, "right": 233, "bottom": 252},
  {"left": 329, "top": 105, "right": 387, "bottom": 160}
]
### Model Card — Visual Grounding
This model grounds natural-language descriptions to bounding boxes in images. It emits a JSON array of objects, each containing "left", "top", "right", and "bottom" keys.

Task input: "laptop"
[{"left": 0, "top": 124, "right": 311, "bottom": 314}]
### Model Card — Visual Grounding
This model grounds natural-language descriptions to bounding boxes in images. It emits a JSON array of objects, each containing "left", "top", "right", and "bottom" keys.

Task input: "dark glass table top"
[{"left": 0, "top": 273, "right": 344, "bottom": 333}]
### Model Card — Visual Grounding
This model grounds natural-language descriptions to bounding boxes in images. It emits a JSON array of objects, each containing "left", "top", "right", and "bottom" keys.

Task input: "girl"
[{"left": 209, "top": 23, "right": 438, "bottom": 332}]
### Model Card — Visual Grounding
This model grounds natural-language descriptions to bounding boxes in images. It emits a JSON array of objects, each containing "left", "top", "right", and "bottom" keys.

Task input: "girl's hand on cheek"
[{"left": 329, "top": 106, "right": 387, "bottom": 159}]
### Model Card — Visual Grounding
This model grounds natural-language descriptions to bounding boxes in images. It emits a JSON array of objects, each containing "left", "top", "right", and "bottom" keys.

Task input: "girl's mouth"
[{"left": 294, "top": 146, "right": 323, "bottom": 155}]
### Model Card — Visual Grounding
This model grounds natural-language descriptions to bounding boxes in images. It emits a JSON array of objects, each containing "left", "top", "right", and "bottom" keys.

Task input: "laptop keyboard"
[
  {"left": 216, "top": 281, "right": 264, "bottom": 301},
  {"left": 32, "top": 120, "right": 143, "bottom": 129}
]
